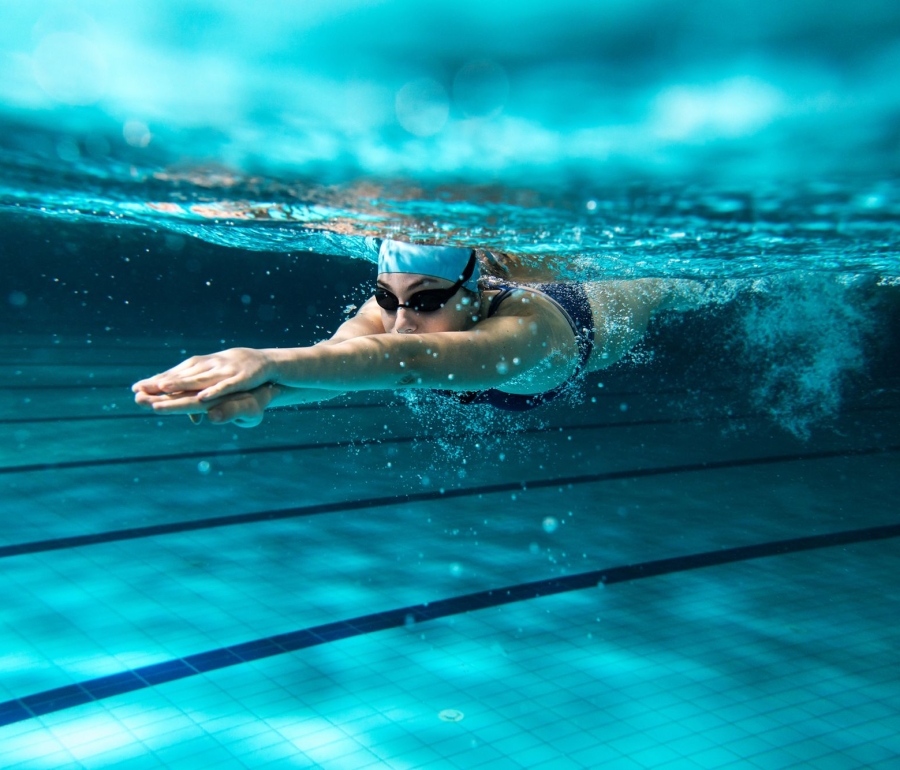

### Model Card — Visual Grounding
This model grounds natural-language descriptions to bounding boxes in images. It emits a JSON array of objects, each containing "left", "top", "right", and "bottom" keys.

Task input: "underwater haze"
[{"left": 1, "top": 0, "right": 900, "bottom": 273}]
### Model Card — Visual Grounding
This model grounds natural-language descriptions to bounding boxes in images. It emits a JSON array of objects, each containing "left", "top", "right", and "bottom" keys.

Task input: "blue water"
[
  {"left": 1, "top": 1, "right": 900, "bottom": 275},
  {"left": 2, "top": 2, "right": 900, "bottom": 768}
]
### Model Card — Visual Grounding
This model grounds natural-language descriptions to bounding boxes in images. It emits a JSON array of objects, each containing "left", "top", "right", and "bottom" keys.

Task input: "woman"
[{"left": 132, "top": 240, "right": 697, "bottom": 426}]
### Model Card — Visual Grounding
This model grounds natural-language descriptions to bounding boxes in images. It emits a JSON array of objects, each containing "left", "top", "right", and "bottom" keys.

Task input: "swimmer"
[{"left": 132, "top": 240, "right": 703, "bottom": 426}]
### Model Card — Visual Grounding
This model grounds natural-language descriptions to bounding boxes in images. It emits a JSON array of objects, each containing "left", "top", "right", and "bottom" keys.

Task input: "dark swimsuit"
[{"left": 450, "top": 283, "right": 596, "bottom": 411}]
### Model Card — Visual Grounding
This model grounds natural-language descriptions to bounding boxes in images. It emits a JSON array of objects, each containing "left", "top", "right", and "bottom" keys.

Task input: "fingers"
[
  {"left": 135, "top": 390, "right": 189, "bottom": 406},
  {"left": 132, "top": 364, "right": 268, "bottom": 428},
  {"left": 197, "top": 376, "right": 244, "bottom": 402},
  {"left": 134, "top": 372, "right": 216, "bottom": 395},
  {"left": 137, "top": 391, "right": 264, "bottom": 427},
  {"left": 132, "top": 349, "right": 269, "bottom": 398},
  {"left": 135, "top": 391, "right": 211, "bottom": 415},
  {"left": 134, "top": 390, "right": 185, "bottom": 410},
  {"left": 132, "top": 357, "right": 195, "bottom": 393},
  {"left": 152, "top": 397, "right": 207, "bottom": 414},
  {"left": 132, "top": 357, "right": 215, "bottom": 394},
  {"left": 207, "top": 392, "right": 264, "bottom": 427},
  {"left": 152, "top": 366, "right": 219, "bottom": 394},
  {"left": 133, "top": 390, "right": 157, "bottom": 408},
  {"left": 132, "top": 375, "right": 168, "bottom": 394}
]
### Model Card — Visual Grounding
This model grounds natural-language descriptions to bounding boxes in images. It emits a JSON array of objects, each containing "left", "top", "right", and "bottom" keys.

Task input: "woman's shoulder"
[{"left": 479, "top": 282, "right": 565, "bottom": 320}]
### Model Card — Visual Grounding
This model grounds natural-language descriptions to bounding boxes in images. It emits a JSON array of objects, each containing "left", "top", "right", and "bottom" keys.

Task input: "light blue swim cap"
[{"left": 377, "top": 240, "right": 479, "bottom": 292}]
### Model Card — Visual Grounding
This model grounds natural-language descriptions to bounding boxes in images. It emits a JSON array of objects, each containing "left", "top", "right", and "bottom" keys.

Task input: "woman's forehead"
[{"left": 377, "top": 272, "right": 448, "bottom": 289}]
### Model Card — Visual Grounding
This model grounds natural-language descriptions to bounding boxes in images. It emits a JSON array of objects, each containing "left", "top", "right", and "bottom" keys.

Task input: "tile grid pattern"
[
  {"left": 4, "top": 520, "right": 898, "bottom": 729},
  {"left": 2, "top": 545, "right": 898, "bottom": 768},
  {"left": 1, "top": 339, "right": 898, "bottom": 768}
]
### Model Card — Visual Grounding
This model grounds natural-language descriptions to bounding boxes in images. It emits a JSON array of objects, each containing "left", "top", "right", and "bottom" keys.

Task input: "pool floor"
[{"left": 1, "top": 334, "right": 898, "bottom": 768}]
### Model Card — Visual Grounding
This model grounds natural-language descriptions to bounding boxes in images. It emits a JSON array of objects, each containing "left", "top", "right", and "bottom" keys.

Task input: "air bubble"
[{"left": 396, "top": 78, "right": 449, "bottom": 137}]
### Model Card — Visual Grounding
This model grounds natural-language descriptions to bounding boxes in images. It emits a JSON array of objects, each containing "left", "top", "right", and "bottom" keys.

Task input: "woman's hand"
[
  {"left": 131, "top": 348, "right": 275, "bottom": 401},
  {"left": 134, "top": 383, "right": 276, "bottom": 428}
]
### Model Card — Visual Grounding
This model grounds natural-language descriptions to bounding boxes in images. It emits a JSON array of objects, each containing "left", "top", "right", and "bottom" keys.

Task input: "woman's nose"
[{"left": 394, "top": 308, "right": 416, "bottom": 334}]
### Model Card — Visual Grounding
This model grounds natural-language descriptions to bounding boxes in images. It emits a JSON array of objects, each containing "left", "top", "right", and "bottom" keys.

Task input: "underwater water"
[{"left": 2, "top": 1, "right": 900, "bottom": 768}]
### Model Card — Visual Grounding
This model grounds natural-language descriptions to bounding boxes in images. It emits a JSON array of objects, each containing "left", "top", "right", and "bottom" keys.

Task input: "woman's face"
[{"left": 376, "top": 273, "right": 479, "bottom": 334}]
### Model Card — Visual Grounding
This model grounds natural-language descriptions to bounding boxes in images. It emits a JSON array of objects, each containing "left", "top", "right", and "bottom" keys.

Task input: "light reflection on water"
[
  {"left": 0, "top": 0, "right": 898, "bottom": 280},
  {"left": 2, "top": 172, "right": 899, "bottom": 281}
]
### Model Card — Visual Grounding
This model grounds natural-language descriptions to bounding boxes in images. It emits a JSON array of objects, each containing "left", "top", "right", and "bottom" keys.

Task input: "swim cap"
[{"left": 377, "top": 240, "right": 479, "bottom": 292}]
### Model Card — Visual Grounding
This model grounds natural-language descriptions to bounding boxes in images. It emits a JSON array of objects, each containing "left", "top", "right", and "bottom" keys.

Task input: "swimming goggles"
[{"left": 375, "top": 251, "right": 477, "bottom": 313}]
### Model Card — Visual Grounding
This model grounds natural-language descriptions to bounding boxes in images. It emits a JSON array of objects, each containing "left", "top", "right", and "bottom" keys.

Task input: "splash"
[
  {"left": 398, "top": 390, "right": 538, "bottom": 463},
  {"left": 737, "top": 275, "right": 877, "bottom": 438}
]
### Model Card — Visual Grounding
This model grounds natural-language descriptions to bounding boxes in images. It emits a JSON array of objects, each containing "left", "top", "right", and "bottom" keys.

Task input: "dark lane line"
[
  {"left": 2, "top": 403, "right": 897, "bottom": 474},
  {"left": 0, "top": 343, "right": 262, "bottom": 353},
  {"left": 2, "top": 521, "right": 898, "bottom": 728},
  {"left": 2, "top": 361, "right": 177, "bottom": 367},
  {"left": 2, "top": 444, "right": 898, "bottom": 560},
  {"left": 0, "top": 384, "right": 893, "bottom": 427},
  {"left": 0, "top": 384, "right": 129, "bottom": 390},
  {"left": 0, "top": 414, "right": 714, "bottom": 474},
  {"left": 0, "top": 380, "right": 733, "bottom": 395},
  {"left": 0, "top": 403, "right": 391, "bottom": 425}
]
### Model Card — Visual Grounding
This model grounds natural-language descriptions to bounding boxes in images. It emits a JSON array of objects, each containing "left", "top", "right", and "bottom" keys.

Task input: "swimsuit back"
[{"left": 452, "top": 283, "right": 595, "bottom": 411}]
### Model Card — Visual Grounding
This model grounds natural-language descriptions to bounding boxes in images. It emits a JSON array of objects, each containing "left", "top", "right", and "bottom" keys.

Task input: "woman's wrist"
[
  {"left": 259, "top": 348, "right": 282, "bottom": 384},
  {"left": 261, "top": 346, "right": 312, "bottom": 388}
]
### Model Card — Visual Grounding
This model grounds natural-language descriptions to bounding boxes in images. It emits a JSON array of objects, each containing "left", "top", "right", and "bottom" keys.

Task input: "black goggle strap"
[
  {"left": 416, "top": 249, "right": 476, "bottom": 305},
  {"left": 453, "top": 250, "right": 477, "bottom": 290}
]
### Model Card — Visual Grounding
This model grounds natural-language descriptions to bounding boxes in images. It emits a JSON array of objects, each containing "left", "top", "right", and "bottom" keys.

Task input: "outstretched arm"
[
  {"left": 133, "top": 291, "right": 577, "bottom": 411},
  {"left": 258, "top": 315, "right": 566, "bottom": 395},
  {"left": 133, "top": 298, "right": 385, "bottom": 397},
  {"left": 132, "top": 298, "right": 386, "bottom": 423}
]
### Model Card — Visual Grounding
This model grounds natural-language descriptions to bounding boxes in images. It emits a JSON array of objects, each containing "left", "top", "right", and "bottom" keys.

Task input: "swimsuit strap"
[{"left": 486, "top": 286, "right": 516, "bottom": 317}]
